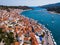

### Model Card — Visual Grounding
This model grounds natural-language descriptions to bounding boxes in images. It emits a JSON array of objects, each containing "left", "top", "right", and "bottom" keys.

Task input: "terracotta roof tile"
[{"left": 14, "top": 42, "right": 20, "bottom": 45}]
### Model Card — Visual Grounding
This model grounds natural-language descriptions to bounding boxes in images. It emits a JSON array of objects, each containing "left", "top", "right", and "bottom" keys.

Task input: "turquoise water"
[{"left": 21, "top": 8, "right": 60, "bottom": 45}]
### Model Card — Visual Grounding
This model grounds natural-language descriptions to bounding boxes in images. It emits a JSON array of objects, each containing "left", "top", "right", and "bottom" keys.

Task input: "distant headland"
[
  {"left": 0, "top": 5, "right": 32, "bottom": 10},
  {"left": 40, "top": 3, "right": 60, "bottom": 13}
]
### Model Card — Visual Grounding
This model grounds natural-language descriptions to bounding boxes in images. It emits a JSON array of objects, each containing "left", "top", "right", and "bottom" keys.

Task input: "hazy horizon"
[{"left": 0, "top": 0, "right": 60, "bottom": 6}]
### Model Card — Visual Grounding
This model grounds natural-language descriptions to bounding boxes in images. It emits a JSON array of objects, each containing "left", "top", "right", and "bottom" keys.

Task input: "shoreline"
[
  {"left": 0, "top": 8, "right": 57, "bottom": 45},
  {"left": 48, "top": 11, "right": 60, "bottom": 15},
  {"left": 21, "top": 10, "right": 57, "bottom": 45}
]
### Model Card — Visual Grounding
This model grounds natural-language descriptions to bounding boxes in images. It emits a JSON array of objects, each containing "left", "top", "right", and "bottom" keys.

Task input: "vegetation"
[
  {"left": 0, "top": 5, "right": 32, "bottom": 10},
  {"left": 41, "top": 3, "right": 60, "bottom": 13},
  {"left": 41, "top": 40, "right": 44, "bottom": 44},
  {"left": 0, "top": 28, "right": 4, "bottom": 42},
  {"left": 41, "top": 6, "right": 60, "bottom": 13},
  {"left": 0, "top": 28, "right": 15, "bottom": 45},
  {"left": 41, "top": 32, "right": 45, "bottom": 38},
  {"left": 47, "top": 7, "right": 60, "bottom": 13}
]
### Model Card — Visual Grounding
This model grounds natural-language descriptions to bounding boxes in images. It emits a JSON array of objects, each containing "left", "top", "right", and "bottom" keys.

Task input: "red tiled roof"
[
  {"left": 30, "top": 32, "right": 39, "bottom": 45},
  {"left": 14, "top": 42, "right": 20, "bottom": 45}
]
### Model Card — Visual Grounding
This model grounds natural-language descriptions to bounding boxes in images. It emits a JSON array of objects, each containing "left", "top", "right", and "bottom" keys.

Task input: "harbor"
[
  {"left": 0, "top": 8, "right": 57, "bottom": 45},
  {"left": 21, "top": 8, "right": 60, "bottom": 45}
]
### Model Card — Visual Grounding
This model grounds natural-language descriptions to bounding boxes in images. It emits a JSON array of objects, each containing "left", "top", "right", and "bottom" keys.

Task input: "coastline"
[
  {"left": 48, "top": 11, "right": 60, "bottom": 15},
  {"left": 21, "top": 10, "right": 57, "bottom": 45},
  {"left": 0, "top": 8, "right": 57, "bottom": 45}
]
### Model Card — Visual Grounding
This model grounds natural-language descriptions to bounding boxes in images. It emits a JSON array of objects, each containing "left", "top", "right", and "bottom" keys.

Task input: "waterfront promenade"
[{"left": 0, "top": 8, "right": 56, "bottom": 45}]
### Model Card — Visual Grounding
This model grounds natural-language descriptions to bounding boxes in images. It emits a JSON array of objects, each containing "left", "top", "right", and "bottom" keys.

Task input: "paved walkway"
[{"left": 44, "top": 30, "right": 54, "bottom": 45}]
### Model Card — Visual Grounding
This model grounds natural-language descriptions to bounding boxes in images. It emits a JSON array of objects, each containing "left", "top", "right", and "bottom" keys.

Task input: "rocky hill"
[{"left": 40, "top": 3, "right": 60, "bottom": 13}]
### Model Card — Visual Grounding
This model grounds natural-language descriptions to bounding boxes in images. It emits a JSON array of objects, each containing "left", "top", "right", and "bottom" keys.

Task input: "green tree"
[{"left": 0, "top": 28, "right": 3, "bottom": 42}]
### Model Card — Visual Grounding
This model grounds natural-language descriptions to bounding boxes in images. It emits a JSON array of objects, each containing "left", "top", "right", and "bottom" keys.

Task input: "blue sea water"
[{"left": 21, "top": 8, "right": 60, "bottom": 45}]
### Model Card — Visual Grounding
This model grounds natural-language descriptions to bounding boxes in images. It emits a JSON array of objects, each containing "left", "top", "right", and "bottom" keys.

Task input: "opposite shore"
[{"left": 48, "top": 11, "right": 60, "bottom": 15}]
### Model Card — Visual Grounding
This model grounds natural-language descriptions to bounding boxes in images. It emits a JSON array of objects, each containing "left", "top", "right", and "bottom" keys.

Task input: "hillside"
[
  {"left": 40, "top": 3, "right": 60, "bottom": 13},
  {"left": 0, "top": 5, "right": 32, "bottom": 10}
]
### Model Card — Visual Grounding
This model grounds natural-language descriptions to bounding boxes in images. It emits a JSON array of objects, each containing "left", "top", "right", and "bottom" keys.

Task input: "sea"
[{"left": 21, "top": 7, "right": 60, "bottom": 45}]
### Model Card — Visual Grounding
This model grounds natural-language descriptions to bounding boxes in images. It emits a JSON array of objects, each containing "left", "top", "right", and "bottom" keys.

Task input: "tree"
[{"left": 0, "top": 28, "right": 3, "bottom": 42}]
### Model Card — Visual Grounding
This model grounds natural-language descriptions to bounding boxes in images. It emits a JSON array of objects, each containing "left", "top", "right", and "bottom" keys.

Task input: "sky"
[{"left": 0, "top": 0, "right": 60, "bottom": 6}]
